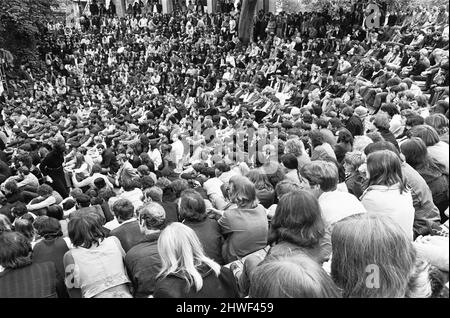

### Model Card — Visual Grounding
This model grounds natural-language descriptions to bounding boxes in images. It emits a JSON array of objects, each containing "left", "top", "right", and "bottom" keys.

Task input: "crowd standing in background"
[{"left": 0, "top": 0, "right": 449, "bottom": 298}]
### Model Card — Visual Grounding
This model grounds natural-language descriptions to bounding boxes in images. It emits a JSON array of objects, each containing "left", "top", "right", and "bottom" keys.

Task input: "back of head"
[
  {"left": 37, "top": 184, "right": 54, "bottom": 197},
  {"left": 249, "top": 254, "right": 341, "bottom": 298},
  {"left": 157, "top": 222, "right": 220, "bottom": 292},
  {"left": 309, "top": 129, "right": 324, "bottom": 147},
  {"left": 380, "top": 103, "right": 400, "bottom": 118},
  {"left": 112, "top": 198, "right": 135, "bottom": 221},
  {"left": 274, "top": 179, "right": 302, "bottom": 199},
  {"left": 68, "top": 213, "right": 107, "bottom": 248},
  {"left": 246, "top": 169, "right": 273, "bottom": 191},
  {"left": 0, "top": 231, "right": 32, "bottom": 269},
  {"left": 269, "top": 191, "right": 324, "bottom": 248},
  {"left": 47, "top": 205, "right": 64, "bottom": 221},
  {"left": 179, "top": 189, "right": 206, "bottom": 222},
  {"left": 137, "top": 202, "right": 166, "bottom": 231},
  {"left": 424, "top": 113, "right": 448, "bottom": 136},
  {"left": 331, "top": 213, "right": 416, "bottom": 298},
  {"left": 281, "top": 153, "right": 298, "bottom": 170},
  {"left": 300, "top": 160, "right": 338, "bottom": 192},
  {"left": 373, "top": 113, "right": 391, "bottom": 130},
  {"left": 146, "top": 186, "right": 163, "bottom": 202},
  {"left": 366, "top": 150, "right": 404, "bottom": 190},
  {"left": 171, "top": 179, "right": 190, "bottom": 198},
  {"left": 76, "top": 194, "right": 91, "bottom": 208},
  {"left": 13, "top": 218, "right": 35, "bottom": 241},
  {"left": 94, "top": 177, "right": 107, "bottom": 190},
  {"left": 400, "top": 137, "right": 428, "bottom": 168},
  {"left": 33, "top": 215, "right": 62, "bottom": 239},
  {"left": 229, "top": 175, "right": 258, "bottom": 208},
  {"left": 364, "top": 141, "right": 400, "bottom": 157},
  {"left": 408, "top": 125, "right": 441, "bottom": 147}
]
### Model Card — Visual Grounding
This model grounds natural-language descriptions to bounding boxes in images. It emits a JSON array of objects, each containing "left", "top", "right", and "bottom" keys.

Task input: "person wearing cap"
[{"left": 124, "top": 202, "right": 165, "bottom": 298}]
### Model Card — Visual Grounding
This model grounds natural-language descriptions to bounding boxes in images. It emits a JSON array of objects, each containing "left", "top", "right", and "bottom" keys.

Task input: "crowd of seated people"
[{"left": 0, "top": 1, "right": 448, "bottom": 298}]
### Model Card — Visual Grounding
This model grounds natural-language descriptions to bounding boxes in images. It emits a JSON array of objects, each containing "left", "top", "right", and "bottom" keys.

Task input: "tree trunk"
[{"left": 238, "top": 0, "right": 258, "bottom": 45}]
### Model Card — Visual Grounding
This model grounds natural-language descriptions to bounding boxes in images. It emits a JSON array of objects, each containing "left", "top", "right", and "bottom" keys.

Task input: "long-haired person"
[
  {"left": 246, "top": 169, "right": 275, "bottom": 208},
  {"left": 153, "top": 222, "right": 239, "bottom": 298},
  {"left": 284, "top": 138, "right": 311, "bottom": 170},
  {"left": 364, "top": 141, "right": 441, "bottom": 238},
  {"left": 217, "top": 175, "right": 268, "bottom": 263},
  {"left": 249, "top": 254, "right": 342, "bottom": 298},
  {"left": 424, "top": 113, "right": 449, "bottom": 144},
  {"left": 401, "top": 137, "right": 449, "bottom": 221},
  {"left": 179, "top": 189, "right": 224, "bottom": 265},
  {"left": 309, "top": 129, "right": 336, "bottom": 161},
  {"left": 361, "top": 150, "right": 415, "bottom": 240},
  {"left": 63, "top": 213, "right": 132, "bottom": 298},
  {"left": 409, "top": 125, "right": 449, "bottom": 173},
  {"left": 0, "top": 231, "right": 67, "bottom": 298},
  {"left": 239, "top": 190, "right": 331, "bottom": 295},
  {"left": 331, "top": 214, "right": 432, "bottom": 298}
]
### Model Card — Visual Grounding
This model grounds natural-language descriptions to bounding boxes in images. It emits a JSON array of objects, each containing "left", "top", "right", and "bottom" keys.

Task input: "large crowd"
[{"left": 0, "top": 0, "right": 449, "bottom": 298}]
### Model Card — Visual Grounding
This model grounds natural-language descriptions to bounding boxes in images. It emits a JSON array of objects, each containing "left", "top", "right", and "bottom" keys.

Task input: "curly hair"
[{"left": 284, "top": 138, "right": 306, "bottom": 157}]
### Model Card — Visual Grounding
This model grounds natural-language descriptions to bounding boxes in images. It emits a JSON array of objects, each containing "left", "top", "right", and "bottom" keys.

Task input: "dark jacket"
[
  {"left": 125, "top": 232, "right": 161, "bottom": 298},
  {"left": 109, "top": 220, "right": 146, "bottom": 252},
  {"left": 0, "top": 262, "right": 67, "bottom": 298},
  {"left": 159, "top": 201, "right": 179, "bottom": 224},
  {"left": 32, "top": 237, "right": 69, "bottom": 284},
  {"left": 184, "top": 218, "right": 225, "bottom": 265},
  {"left": 101, "top": 148, "right": 120, "bottom": 174},
  {"left": 255, "top": 188, "right": 275, "bottom": 209},
  {"left": 378, "top": 127, "right": 400, "bottom": 151},
  {"left": 415, "top": 163, "right": 449, "bottom": 215},
  {"left": 345, "top": 172, "right": 366, "bottom": 199},
  {"left": 153, "top": 265, "right": 239, "bottom": 298},
  {"left": 402, "top": 163, "right": 441, "bottom": 237}
]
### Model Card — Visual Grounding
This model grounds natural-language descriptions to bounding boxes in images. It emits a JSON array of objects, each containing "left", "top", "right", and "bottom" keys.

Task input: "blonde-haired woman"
[{"left": 153, "top": 222, "right": 239, "bottom": 298}]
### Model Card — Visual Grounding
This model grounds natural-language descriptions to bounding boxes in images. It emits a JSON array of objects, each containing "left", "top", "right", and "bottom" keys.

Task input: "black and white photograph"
[{"left": 0, "top": 0, "right": 448, "bottom": 301}]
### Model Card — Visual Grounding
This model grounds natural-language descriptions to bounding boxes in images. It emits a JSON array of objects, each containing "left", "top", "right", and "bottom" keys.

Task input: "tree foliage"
[
  {"left": 238, "top": 0, "right": 258, "bottom": 45},
  {"left": 0, "top": 0, "right": 59, "bottom": 68},
  {"left": 276, "top": 0, "right": 426, "bottom": 15}
]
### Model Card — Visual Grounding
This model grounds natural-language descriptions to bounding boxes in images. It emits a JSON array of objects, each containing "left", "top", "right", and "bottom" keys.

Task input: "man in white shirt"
[
  {"left": 139, "top": 16, "right": 148, "bottom": 29},
  {"left": 301, "top": 161, "right": 366, "bottom": 231},
  {"left": 170, "top": 131, "right": 185, "bottom": 173},
  {"left": 203, "top": 173, "right": 227, "bottom": 210},
  {"left": 148, "top": 143, "right": 162, "bottom": 170}
]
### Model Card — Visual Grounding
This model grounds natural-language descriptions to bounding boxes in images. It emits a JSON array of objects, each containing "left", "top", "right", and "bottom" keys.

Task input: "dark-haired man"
[{"left": 109, "top": 198, "right": 146, "bottom": 252}]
